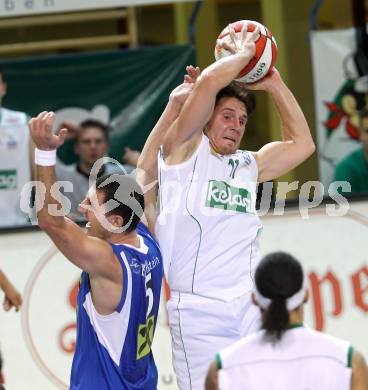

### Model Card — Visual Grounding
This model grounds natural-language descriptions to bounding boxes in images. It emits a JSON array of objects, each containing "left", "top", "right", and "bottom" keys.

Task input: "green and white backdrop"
[{"left": 0, "top": 45, "right": 195, "bottom": 163}]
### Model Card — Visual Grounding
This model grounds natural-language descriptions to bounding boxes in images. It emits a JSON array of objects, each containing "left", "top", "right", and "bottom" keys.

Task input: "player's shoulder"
[
  {"left": 303, "top": 327, "right": 349, "bottom": 349},
  {"left": 235, "top": 149, "right": 256, "bottom": 166},
  {"left": 218, "top": 330, "right": 265, "bottom": 368},
  {"left": 136, "top": 223, "right": 160, "bottom": 251}
]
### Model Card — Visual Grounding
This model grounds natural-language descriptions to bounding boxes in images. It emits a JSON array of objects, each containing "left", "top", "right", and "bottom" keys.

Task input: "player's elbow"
[
  {"left": 197, "top": 70, "right": 221, "bottom": 93},
  {"left": 305, "top": 139, "right": 316, "bottom": 157},
  {"left": 37, "top": 213, "right": 63, "bottom": 233}
]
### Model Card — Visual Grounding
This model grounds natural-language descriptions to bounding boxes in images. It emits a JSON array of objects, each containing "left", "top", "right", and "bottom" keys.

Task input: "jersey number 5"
[{"left": 145, "top": 272, "right": 154, "bottom": 319}]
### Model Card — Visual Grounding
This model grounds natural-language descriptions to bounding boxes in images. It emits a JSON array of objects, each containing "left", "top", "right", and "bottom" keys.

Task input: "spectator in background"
[
  {"left": 0, "top": 66, "right": 33, "bottom": 228},
  {"left": 56, "top": 119, "right": 138, "bottom": 221},
  {"left": 334, "top": 109, "right": 368, "bottom": 194},
  {"left": 0, "top": 269, "right": 22, "bottom": 388}
]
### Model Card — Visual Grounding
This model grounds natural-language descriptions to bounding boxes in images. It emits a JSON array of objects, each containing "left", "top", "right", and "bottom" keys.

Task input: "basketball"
[{"left": 214, "top": 20, "right": 277, "bottom": 84}]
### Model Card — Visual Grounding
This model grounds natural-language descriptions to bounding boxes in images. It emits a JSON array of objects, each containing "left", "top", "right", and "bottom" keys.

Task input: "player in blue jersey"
[{"left": 28, "top": 111, "right": 163, "bottom": 389}]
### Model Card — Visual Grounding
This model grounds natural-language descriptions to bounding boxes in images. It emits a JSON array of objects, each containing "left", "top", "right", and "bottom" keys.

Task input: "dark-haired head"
[
  {"left": 78, "top": 119, "right": 109, "bottom": 143},
  {"left": 215, "top": 82, "right": 256, "bottom": 115},
  {"left": 253, "top": 251, "right": 305, "bottom": 341},
  {"left": 95, "top": 173, "right": 144, "bottom": 233},
  {"left": 74, "top": 119, "right": 110, "bottom": 167}
]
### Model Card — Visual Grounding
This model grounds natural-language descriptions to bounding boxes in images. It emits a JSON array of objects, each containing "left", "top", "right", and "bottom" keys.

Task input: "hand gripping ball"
[{"left": 215, "top": 20, "right": 277, "bottom": 83}]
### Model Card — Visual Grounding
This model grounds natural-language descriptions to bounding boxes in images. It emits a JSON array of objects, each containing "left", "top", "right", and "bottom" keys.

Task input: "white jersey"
[
  {"left": 156, "top": 134, "right": 262, "bottom": 301},
  {"left": 0, "top": 107, "right": 30, "bottom": 227},
  {"left": 218, "top": 325, "right": 352, "bottom": 390}
]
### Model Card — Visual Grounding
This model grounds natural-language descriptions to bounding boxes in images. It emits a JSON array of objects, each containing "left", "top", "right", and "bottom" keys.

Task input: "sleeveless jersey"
[
  {"left": 0, "top": 107, "right": 30, "bottom": 227},
  {"left": 156, "top": 134, "right": 262, "bottom": 301},
  {"left": 218, "top": 325, "right": 352, "bottom": 390},
  {"left": 70, "top": 223, "right": 163, "bottom": 390}
]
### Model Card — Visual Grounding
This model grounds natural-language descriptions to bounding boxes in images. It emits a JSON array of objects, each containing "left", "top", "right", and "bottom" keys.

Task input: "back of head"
[
  {"left": 254, "top": 251, "right": 304, "bottom": 341},
  {"left": 78, "top": 119, "right": 109, "bottom": 142},
  {"left": 215, "top": 81, "right": 256, "bottom": 115},
  {"left": 96, "top": 173, "right": 144, "bottom": 233}
]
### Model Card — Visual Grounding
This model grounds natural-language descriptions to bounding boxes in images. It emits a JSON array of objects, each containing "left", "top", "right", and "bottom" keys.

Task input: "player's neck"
[
  {"left": 289, "top": 306, "right": 304, "bottom": 325},
  {"left": 109, "top": 230, "right": 140, "bottom": 248}
]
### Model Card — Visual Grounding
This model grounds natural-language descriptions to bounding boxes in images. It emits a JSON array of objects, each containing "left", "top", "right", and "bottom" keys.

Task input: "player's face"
[
  {"left": 75, "top": 127, "right": 108, "bottom": 166},
  {"left": 79, "top": 189, "right": 109, "bottom": 238},
  {"left": 206, "top": 97, "right": 248, "bottom": 155},
  {"left": 360, "top": 117, "right": 368, "bottom": 151},
  {"left": 0, "top": 73, "right": 7, "bottom": 100}
]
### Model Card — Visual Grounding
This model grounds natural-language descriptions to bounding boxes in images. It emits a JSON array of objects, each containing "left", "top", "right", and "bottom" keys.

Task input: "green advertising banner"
[{"left": 0, "top": 45, "right": 195, "bottom": 163}]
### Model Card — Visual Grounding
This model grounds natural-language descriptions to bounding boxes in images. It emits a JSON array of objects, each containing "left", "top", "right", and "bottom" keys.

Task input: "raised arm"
[
  {"left": 163, "top": 25, "right": 259, "bottom": 164},
  {"left": 136, "top": 66, "right": 200, "bottom": 233},
  {"left": 29, "top": 112, "right": 118, "bottom": 278},
  {"left": 249, "top": 69, "right": 315, "bottom": 183}
]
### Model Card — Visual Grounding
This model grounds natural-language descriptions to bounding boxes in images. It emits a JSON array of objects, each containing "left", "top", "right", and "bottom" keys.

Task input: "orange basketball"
[{"left": 215, "top": 20, "right": 277, "bottom": 83}]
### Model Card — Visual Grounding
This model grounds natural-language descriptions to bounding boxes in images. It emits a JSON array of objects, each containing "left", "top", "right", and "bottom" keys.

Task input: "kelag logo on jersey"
[
  {"left": 0, "top": 169, "right": 17, "bottom": 189},
  {"left": 205, "top": 180, "right": 250, "bottom": 213}
]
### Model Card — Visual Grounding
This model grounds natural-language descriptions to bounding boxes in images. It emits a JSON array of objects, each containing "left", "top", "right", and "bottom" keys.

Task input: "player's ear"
[{"left": 107, "top": 214, "right": 124, "bottom": 229}]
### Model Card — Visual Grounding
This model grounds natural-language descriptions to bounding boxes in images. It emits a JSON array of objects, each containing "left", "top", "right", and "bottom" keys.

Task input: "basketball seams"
[{"left": 236, "top": 37, "right": 273, "bottom": 83}]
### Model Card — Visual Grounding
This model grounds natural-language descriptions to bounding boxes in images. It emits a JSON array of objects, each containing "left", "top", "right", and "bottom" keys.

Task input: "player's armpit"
[
  {"left": 351, "top": 350, "right": 368, "bottom": 390},
  {"left": 205, "top": 362, "right": 219, "bottom": 390},
  {"left": 41, "top": 217, "right": 120, "bottom": 279},
  {"left": 163, "top": 130, "right": 202, "bottom": 166}
]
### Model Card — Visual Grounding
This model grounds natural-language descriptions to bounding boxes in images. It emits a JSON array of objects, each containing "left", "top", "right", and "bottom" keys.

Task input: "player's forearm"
[
  {"left": 36, "top": 165, "right": 66, "bottom": 229},
  {"left": 0, "top": 270, "right": 9, "bottom": 291},
  {"left": 200, "top": 53, "right": 253, "bottom": 92},
  {"left": 0, "top": 270, "right": 15, "bottom": 295},
  {"left": 269, "top": 80, "right": 315, "bottom": 151}
]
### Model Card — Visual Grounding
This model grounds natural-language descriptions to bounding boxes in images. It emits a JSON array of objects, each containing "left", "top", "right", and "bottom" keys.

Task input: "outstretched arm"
[
  {"left": 29, "top": 112, "right": 118, "bottom": 278},
  {"left": 137, "top": 66, "right": 200, "bottom": 233},
  {"left": 249, "top": 69, "right": 315, "bottom": 183},
  {"left": 0, "top": 270, "right": 22, "bottom": 312},
  {"left": 163, "top": 25, "right": 259, "bottom": 163}
]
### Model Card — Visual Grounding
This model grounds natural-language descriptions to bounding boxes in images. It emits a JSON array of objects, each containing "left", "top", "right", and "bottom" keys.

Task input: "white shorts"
[{"left": 167, "top": 291, "right": 261, "bottom": 390}]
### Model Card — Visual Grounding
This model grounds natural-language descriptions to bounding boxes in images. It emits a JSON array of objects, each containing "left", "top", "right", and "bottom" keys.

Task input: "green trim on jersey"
[
  {"left": 347, "top": 345, "right": 354, "bottom": 368},
  {"left": 186, "top": 155, "right": 203, "bottom": 293},
  {"left": 215, "top": 353, "right": 222, "bottom": 370},
  {"left": 287, "top": 323, "right": 304, "bottom": 329}
]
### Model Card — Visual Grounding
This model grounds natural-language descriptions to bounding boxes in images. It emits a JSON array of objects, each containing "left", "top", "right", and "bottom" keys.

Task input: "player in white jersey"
[
  {"left": 0, "top": 67, "right": 33, "bottom": 227},
  {"left": 155, "top": 25, "right": 316, "bottom": 389},
  {"left": 205, "top": 251, "right": 368, "bottom": 390}
]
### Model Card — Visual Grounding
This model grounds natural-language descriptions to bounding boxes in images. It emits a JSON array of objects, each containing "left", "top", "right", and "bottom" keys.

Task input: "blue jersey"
[{"left": 70, "top": 223, "right": 163, "bottom": 389}]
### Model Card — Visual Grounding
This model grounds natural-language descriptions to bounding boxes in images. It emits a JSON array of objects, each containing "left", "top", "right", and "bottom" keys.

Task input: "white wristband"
[{"left": 35, "top": 148, "right": 57, "bottom": 166}]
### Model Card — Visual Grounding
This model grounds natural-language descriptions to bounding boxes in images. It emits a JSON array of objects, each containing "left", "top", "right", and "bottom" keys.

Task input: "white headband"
[{"left": 254, "top": 281, "right": 307, "bottom": 311}]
